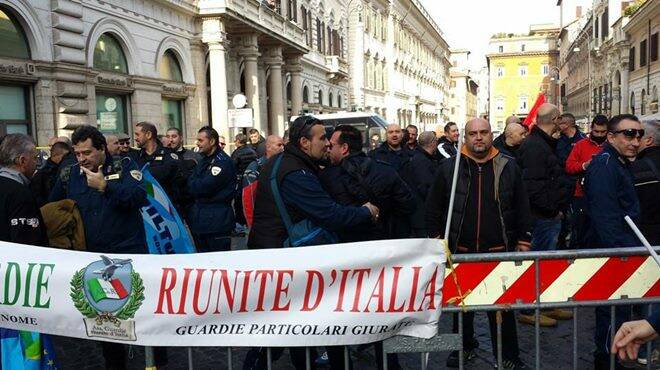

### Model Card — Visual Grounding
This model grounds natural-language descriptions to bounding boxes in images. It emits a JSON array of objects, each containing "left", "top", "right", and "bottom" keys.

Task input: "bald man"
[
  {"left": 369, "top": 123, "right": 413, "bottom": 173},
  {"left": 426, "top": 117, "right": 530, "bottom": 368},
  {"left": 505, "top": 115, "right": 521, "bottom": 125},
  {"left": 493, "top": 122, "right": 528, "bottom": 158}
]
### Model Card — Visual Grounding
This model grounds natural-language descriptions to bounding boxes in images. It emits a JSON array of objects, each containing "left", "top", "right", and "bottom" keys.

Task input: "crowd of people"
[{"left": 0, "top": 103, "right": 658, "bottom": 369}]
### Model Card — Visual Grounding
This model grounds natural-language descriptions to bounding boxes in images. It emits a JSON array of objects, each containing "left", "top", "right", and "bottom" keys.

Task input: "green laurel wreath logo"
[{"left": 70, "top": 268, "right": 145, "bottom": 323}]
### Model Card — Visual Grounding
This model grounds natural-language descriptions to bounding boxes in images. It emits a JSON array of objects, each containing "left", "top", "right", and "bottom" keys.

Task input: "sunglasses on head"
[{"left": 610, "top": 128, "right": 645, "bottom": 139}]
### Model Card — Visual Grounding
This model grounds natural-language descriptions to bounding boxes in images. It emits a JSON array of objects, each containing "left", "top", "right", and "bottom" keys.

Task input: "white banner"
[{"left": 0, "top": 239, "right": 445, "bottom": 347}]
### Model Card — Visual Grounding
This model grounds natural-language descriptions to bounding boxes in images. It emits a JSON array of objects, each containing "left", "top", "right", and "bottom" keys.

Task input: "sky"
[{"left": 420, "top": 0, "right": 561, "bottom": 71}]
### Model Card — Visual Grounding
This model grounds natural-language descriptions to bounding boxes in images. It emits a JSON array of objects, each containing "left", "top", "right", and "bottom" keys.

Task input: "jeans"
[
  {"left": 452, "top": 311, "right": 520, "bottom": 361},
  {"left": 531, "top": 218, "right": 562, "bottom": 251}
]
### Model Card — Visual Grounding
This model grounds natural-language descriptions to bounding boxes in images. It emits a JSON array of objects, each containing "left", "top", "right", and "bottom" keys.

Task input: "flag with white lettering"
[{"left": 139, "top": 166, "right": 195, "bottom": 254}]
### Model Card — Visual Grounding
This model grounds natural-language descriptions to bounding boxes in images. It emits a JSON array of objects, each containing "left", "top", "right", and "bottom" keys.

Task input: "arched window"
[
  {"left": 337, "top": 94, "right": 342, "bottom": 108},
  {"left": 94, "top": 33, "right": 128, "bottom": 73},
  {"left": 303, "top": 86, "right": 309, "bottom": 103},
  {"left": 159, "top": 50, "right": 183, "bottom": 82},
  {"left": 318, "top": 89, "right": 324, "bottom": 105},
  {"left": 286, "top": 81, "right": 292, "bottom": 103},
  {"left": 0, "top": 8, "right": 30, "bottom": 59},
  {"left": 328, "top": 92, "right": 333, "bottom": 107}
]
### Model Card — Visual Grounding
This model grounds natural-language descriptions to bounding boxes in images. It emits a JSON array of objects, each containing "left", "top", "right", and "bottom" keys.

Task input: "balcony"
[
  {"left": 199, "top": 0, "right": 308, "bottom": 53},
  {"left": 325, "top": 55, "right": 349, "bottom": 81}
]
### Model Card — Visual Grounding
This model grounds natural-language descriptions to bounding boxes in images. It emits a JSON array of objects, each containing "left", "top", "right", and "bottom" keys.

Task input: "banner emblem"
[{"left": 70, "top": 255, "right": 144, "bottom": 341}]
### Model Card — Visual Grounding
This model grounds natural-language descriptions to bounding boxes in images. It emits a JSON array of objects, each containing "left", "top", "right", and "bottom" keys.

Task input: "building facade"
[
  {"left": 624, "top": 0, "right": 659, "bottom": 118},
  {"left": 487, "top": 24, "right": 560, "bottom": 132},
  {"left": 448, "top": 49, "right": 478, "bottom": 126},
  {"left": 559, "top": 10, "right": 592, "bottom": 123},
  {"left": 346, "top": 0, "right": 451, "bottom": 129}
]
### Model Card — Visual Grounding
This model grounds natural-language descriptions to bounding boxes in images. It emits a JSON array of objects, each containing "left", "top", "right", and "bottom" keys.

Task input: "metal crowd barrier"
[{"left": 133, "top": 247, "right": 657, "bottom": 369}]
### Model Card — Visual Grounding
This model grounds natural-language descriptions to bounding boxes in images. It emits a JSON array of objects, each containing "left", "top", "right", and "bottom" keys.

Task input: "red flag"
[{"left": 522, "top": 93, "right": 546, "bottom": 128}]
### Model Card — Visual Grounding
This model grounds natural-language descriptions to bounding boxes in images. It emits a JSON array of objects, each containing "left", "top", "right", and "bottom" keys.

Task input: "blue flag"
[
  {"left": 0, "top": 329, "right": 57, "bottom": 370},
  {"left": 140, "top": 165, "right": 196, "bottom": 254}
]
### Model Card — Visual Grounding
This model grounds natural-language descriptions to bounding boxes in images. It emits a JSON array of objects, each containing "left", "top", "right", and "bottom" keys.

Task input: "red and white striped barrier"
[{"left": 442, "top": 256, "right": 660, "bottom": 306}]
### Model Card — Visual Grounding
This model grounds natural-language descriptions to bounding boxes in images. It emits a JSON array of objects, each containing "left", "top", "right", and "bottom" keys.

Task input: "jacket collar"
[
  {"left": 0, "top": 166, "right": 30, "bottom": 186},
  {"left": 283, "top": 144, "right": 320, "bottom": 174},
  {"left": 460, "top": 145, "right": 500, "bottom": 163},
  {"left": 602, "top": 143, "right": 632, "bottom": 166},
  {"left": 532, "top": 125, "right": 558, "bottom": 149},
  {"left": 637, "top": 145, "right": 660, "bottom": 160}
]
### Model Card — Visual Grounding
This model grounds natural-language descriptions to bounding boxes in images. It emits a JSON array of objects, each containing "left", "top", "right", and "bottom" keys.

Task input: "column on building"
[
  {"left": 202, "top": 18, "right": 229, "bottom": 141},
  {"left": 286, "top": 55, "right": 304, "bottom": 119},
  {"left": 239, "top": 34, "right": 263, "bottom": 133},
  {"left": 265, "top": 46, "right": 285, "bottom": 135}
]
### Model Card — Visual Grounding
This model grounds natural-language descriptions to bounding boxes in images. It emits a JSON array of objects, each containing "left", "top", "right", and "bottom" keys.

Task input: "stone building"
[
  {"left": 448, "top": 49, "right": 478, "bottom": 126},
  {"left": 487, "top": 24, "right": 560, "bottom": 132},
  {"left": 346, "top": 0, "right": 451, "bottom": 129}
]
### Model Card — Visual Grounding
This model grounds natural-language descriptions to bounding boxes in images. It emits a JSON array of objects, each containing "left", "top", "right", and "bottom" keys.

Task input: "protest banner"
[{"left": 0, "top": 238, "right": 445, "bottom": 347}]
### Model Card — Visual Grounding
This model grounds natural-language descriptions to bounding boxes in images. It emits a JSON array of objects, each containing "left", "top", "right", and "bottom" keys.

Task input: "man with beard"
[
  {"left": 564, "top": 114, "right": 608, "bottom": 248},
  {"left": 319, "top": 124, "right": 414, "bottom": 370},
  {"left": 405, "top": 124, "right": 419, "bottom": 150},
  {"left": 369, "top": 123, "right": 413, "bottom": 174}
]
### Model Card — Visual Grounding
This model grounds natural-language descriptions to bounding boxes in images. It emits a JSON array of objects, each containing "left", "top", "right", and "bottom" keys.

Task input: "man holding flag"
[{"left": 49, "top": 125, "right": 168, "bottom": 369}]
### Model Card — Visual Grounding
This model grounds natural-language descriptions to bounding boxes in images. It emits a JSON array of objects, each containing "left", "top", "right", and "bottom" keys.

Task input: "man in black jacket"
[
  {"left": 437, "top": 122, "right": 459, "bottom": 158},
  {"left": 631, "top": 119, "right": 659, "bottom": 245},
  {"left": 0, "top": 133, "right": 47, "bottom": 246},
  {"left": 369, "top": 123, "right": 413, "bottom": 174},
  {"left": 517, "top": 103, "right": 573, "bottom": 326},
  {"left": 320, "top": 124, "right": 414, "bottom": 370},
  {"left": 405, "top": 131, "right": 441, "bottom": 237},
  {"left": 30, "top": 141, "right": 71, "bottom": 207},
  {"left": 493, "top": 122, "right": 527, "bottom": 159},
  {"left": 517, "top": 104, "right": 571, "bottom": 251},
  {"left": 425, "top": 118, "right": 530, "bottom": 369},
  {"left": 231, "top": 133, "right": 257, "bottom": 231}
]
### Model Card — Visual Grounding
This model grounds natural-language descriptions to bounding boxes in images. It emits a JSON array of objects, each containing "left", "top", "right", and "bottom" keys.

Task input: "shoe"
[
  {"left": 637, "top": 348, "right": 659, "bottom": 365},
  {"left": 517, "top": 313, "right": 557, "bottom": 327},
  {"left": 543, "top": 308, "right": 573, "bottom": 320},
  {"left": 495, "top": 358, "right": 529, "bottom": 369},
  {"left": 446, "top": 349, "right": 476, "bottom": 368}
]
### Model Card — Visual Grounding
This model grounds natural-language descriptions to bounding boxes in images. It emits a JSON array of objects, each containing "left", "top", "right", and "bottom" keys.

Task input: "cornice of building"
[
  {"left": 623, "top": 0, "right": 659, "bottom": 33},
  {"left": 487, "top": 50, "right": 559, "bottom": 59}
]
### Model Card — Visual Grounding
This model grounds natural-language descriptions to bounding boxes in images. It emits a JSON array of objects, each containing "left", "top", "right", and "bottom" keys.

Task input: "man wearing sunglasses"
[{"left": 583, "top": 114, "right": 643, "bottom": 369}]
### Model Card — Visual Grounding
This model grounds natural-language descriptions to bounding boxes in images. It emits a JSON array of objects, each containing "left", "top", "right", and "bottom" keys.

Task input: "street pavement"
[{"left": 51, "top": 238, "right": 608, "bottom": 369}]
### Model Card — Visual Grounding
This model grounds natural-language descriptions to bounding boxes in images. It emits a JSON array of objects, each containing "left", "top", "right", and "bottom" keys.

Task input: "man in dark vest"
[{"left": 245, "top": 116, "right": 378, "bottom": 370}]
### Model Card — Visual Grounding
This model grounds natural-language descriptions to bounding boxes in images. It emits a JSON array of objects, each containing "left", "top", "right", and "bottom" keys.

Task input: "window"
[
  {"left": 328, "top": 92, "right": 333, "bottom": 107},
  {"left": 630, "top": 92, "right": 635, "bottom": 115},
  {"left": 337, "top": 94, "right": 342, "bottom": 108},
  {"left": 521, "top": 44, "right": 525, "bottom": 52},
  {"left": 519, "top": 65, "right": 527, "bottom": 76},
  {"left": 641, "top": 89, "right": 646, "bottom": 115},
  {"left": 629, "top": 46, "right": 635, "bottom": 71},
  {"left": 0, "top": 8, "right": 30, "bottom": 59},
  {"left": 316, "top": 18, "right": 322, "bottom": 53},
  {"left": 496, "top": 98, "right": 504, "bottom": 112},
  {"left": 159, "top": 50, "right": 183, "bottom": 82},
  {"left": 0, "top": 85, "right": 30, "bottom": 136},
  {"left": 96, "top": 94, "right": 128, "bottom": 134},
  {"left": 496, "top": 66, "right": 504, "bottom": 77},
  {"left": 601, "top": 7, "right": 609, "bottom": 39},
  {"left": 518, "top": 96, "right": 528, "bottom": 113},
  {"left": 598, "top": 86, "right": 603, "bottom": 112},
  {"left": 162, "top": 99, "right": 183, "bottom": 130},
  {"left": 302, "top": 86, "right": 309, "bottom": 103},
  {"left": 640, "top": 39, "right": 647, "bottom": 67},
  {"left": 498, "top": 45, "right": 503, "bottom": 53},
  {"left": 652, "top": 33, "right": 658, "bottom": 62},
  {"left": 542, "top": 64, "right": 549, "bottom": 75},
  {"left": 594, "top": 17, "right": 599, "bottom": 39},
  {"left": 94, "top": 33, "right": 128, "bottom": 73},
  {"left": 318, "top": 89, "right": 323, "bottom": 105}
]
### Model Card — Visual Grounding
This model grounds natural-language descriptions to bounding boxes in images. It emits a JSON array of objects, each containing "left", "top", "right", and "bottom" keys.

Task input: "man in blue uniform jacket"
[
  {"left": 49, "top": 125, "right": 148, "bottom": 254},
  {"left": 187, "top": 126, "right": 237, "bottom": 252}
]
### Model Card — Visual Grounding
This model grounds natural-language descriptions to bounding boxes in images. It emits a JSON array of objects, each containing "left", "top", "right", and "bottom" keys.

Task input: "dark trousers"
[
  {"left": 569, "top": 196, "right": 590, "bottom": 249},
  {"left": 594, "top": 305, "right": 633, "bottom": 369},
  {"left": 452, "top": 311, "right": 520, "bottom": 361},
  {"left": 101, "top": 342, "right": 167, "bottom": 369},
  {"left": 242, "top": 347, "right": 317, "bottom": 370},
  {"left": 234, "top": 193, "right": 246, "bottom": 226},
  {"left": 193, "top": 233, "right": 231, "bottom": 252}
]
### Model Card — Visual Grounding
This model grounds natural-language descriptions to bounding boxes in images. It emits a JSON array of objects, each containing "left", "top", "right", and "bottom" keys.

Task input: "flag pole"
[{"left": 624, "top": 215, "right": 660, "bottom": 267}]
